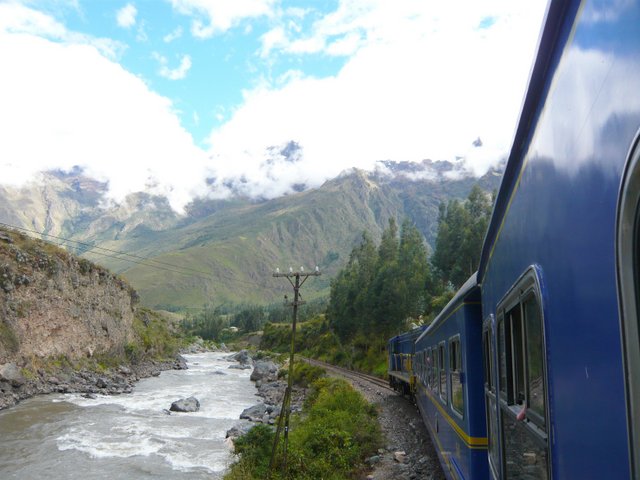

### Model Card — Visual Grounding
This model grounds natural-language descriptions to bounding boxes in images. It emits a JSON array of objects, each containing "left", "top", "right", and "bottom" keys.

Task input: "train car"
[
  {"left": 413, "top": 273, "right": 489, "bottom": 480},
  {"left": 388, "top": 325, "right": 427, "bottom": 394},
  {"left": 476, "top": 0, "right": 640, "bottom": 478}
]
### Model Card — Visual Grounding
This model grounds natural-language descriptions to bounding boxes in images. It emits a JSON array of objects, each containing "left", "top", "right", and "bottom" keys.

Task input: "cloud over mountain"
[{"left": 0, "top": 1, "right": 546, "bottom": 211}]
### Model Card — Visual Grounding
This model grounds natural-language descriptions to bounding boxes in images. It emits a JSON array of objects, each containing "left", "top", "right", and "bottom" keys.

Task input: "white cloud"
[
  {"left": 116, "top": 3, "right": 137, "bottom": 29},
  {"left": 152, "top": 52, "right": 192, "bottom": 80},
  {"left": 169, "top": 0, "right": 277, "bottom": 38},
  {"left": 260, "top": 26, "right": 286, "bottom": 58},
  {"left": 163, "top": 26, "right": 183, "bottom": 43},
  {"left": 204, "top": 0, "right": 548, "bottom": 198},
  {"left": 0, "top": 2, "right": 125, "bottom": 59},
  {"left": 136, "top": 20, "right": 148, "bottom": 42},
  {"left": 0, "top": 15, "right": 208, "bottom": 211},
  {"left": 0, "top": 0, "right": 550, "bottom": 209}
]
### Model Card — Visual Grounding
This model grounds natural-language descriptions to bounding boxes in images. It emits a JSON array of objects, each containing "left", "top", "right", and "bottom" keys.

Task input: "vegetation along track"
[{"left": 301, "top": 357, "right": 445, "bottom": 479}]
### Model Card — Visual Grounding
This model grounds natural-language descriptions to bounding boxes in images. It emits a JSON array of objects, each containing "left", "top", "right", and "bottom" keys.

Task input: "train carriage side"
[
  {"left": 388, "top": 325, "right": 427, "bottom": 394},
  {"left": 414, "top": 274, "right": 489, "bottom": 480},
  {"left": 477, "top": 0, "right": 640, "bottom": 478}
]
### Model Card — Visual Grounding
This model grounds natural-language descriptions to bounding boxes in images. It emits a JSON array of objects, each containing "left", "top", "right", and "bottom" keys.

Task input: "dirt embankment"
[
  {"left": 0, "top": 227, "right": 161, "bottom": 409},
  {"left": 0, "top": 228, "right": 138, "bottom": 363}
]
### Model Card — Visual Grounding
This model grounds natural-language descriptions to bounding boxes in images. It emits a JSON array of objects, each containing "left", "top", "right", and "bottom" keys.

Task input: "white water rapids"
[{"left": 0, "top": 352, "right": 258, "bottom": 479}]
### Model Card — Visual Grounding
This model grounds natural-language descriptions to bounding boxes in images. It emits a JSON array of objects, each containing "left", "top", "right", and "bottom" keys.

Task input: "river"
[{"left": 0, "top": 352, "right": 258, "bottom": 479}]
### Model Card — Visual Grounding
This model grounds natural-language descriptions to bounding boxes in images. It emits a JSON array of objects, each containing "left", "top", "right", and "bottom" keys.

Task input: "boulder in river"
[
  {"left": 227, "top": 350, "right": 252, "bottom": 366},
  {"left": 250, "top": 361, "right": 278, "bottom": 382},
  {"left": 170, "top": 396, "right": 200, "bottom": 413}
]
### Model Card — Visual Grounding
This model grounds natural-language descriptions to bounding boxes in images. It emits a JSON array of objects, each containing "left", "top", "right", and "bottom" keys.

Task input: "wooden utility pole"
[{"left": 268, "top": 267, "right": 321, "bottom": 478}]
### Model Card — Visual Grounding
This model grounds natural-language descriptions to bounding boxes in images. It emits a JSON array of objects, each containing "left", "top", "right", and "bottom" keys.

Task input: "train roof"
[
  {"left": 416, "top": 272, "right": 479, "bottom": 344},
  {"left": 388, "top": 323, "right": 429, "bottom": 344},
  {"left": 478, "top": 0, "right": 572, "bottom": 283}
]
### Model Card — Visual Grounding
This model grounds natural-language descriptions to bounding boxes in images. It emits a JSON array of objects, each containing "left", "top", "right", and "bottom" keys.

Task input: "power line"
[
  {"left": 0, "top": 221, "right": 212, "bottom": 277},
  {"left": 0, "top": 221, "right": 286, "bottom": 291}
]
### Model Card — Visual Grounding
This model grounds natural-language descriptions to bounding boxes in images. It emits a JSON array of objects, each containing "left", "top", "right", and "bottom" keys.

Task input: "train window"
[
  {"left": 524, "top": 294, "right": 545, "bottom": 427},
  {"left": 496, "top": 269, "right": 549, "bottom": 479},
  {"left": 617, "top": 142, "right": 640, "bottom": 478},
  {"left": 483, "top": 318, "right": 500, "bottom": 478},
  {"left": 425, "top": 348, "right": 431, "bottom": 387},
  {"left": 431, "top": 348, "right": 437, "bottom": 391},
  {"left": 450, "top": 336, "right": 464, "bottom": 416},
  {"left": 508, "top": 304, "right": 525, "bottom": 406},
  {"left": 483, "top": 329, "right": 493, "bottom": 391},
  {"left": 439, "top": 342, "right": 447, "bottom": 402},
  {"left": 497, "top": 315, "right": 510, "bottom": 401},
  {"left": 423, "top": 350, "right": 428, "bottom": 384},
  {"left": 434, "top": 347, "right": 440, "bottom": 393}
]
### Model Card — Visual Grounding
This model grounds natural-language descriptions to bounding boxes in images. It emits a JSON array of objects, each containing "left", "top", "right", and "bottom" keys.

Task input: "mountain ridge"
[{"left": 0, "top": 162, "right": 502, "bottom": 308}]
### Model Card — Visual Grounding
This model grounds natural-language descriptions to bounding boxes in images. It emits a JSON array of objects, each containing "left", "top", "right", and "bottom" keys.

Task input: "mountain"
[{"left": 0, "top": 161, "right": 503, "bottom": 308}]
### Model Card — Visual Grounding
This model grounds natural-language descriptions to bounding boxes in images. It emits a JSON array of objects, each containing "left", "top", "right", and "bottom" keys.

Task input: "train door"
[
  {"left": 494, "top": 269, "right": 550, "bottom": 479},
  {"left": 617, "top": 140, "right": 640, "bottom": 479},
  {"left": 482, "top": 316, "right": 500, "bottom": 479}
]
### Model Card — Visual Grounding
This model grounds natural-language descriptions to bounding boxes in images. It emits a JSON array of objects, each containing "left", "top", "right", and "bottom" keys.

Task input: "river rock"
[
  {"left": 229, "top": 364, "right": 251, "bottom": 370},
  {"left": 0, "top": 363, "right": 25, "bottom": 387},
  {"left": 96, "top": 377, "right": 109, "bottom": 389},
  {"left": 366, "top": 455, "right": 381, "bottom": 465},
  {"left": 394, "top": 451, "right": 407, "bottom": 463},
  {"left": 250, "top": 361, "right": 278, "bottom": 382},
  {"left": 227, "top": 350, "right": 252, "bottom": 366},
  {"left": 240, "top": 403, "right": 267, "bottom": 422},
  {"left": 170, "top": 396, "right": 200, "bottom": 412}
]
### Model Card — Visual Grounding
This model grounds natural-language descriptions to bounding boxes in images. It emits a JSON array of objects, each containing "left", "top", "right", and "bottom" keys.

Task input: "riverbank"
[{"left": 0, "top": 354, "right": 189, "bottom": 410}]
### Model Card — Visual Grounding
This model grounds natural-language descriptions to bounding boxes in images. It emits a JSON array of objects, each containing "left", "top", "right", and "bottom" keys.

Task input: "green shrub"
[
  {"left": 225, "top": 377, "right": 381, "bottom": 480},
  {"left": 131, "top": 308, "right": 181, "bottom": 361},
  {"left": 290, "top": 362, "right": 325, "bottom": 388},
  {"left": 226, "top": 424, "right": 275, "bottom": 480}
]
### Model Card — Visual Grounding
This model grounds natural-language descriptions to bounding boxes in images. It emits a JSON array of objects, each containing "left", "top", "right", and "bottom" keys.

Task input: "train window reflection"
[
  {"left": 439, "top": 342, "right": 447, "bottom": 402},
  {"left": 509, "top": 305, "right": 525, "bottom": 405},
  {"left": 450, "top": 336, "right": 463, "bottom": 416},
  {"left": 498, "top": 316, "right": 509, "bottom": 401},
  {"left": 496, "top": 274, "right": 549, "bottom": 479},
  {"left": 525, "top": 295, "right": 546, "bottom": 426},
  {"left": 431, "top": 348, "right": 437, "bottom": 391}
]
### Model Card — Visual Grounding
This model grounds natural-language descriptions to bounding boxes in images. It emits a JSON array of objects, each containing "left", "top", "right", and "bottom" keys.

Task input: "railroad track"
[{"left": 301, "top": 357, "right": 395, "bottom": 392}]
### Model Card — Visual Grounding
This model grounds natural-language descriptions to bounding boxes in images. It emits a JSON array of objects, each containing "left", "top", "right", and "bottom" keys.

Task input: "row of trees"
[
  {"left": 180, "top": 185, "right": 493, "bottom": 346},
  {"left": 180, "top": 298, "right": 328, "bottom": 341},
  {"left": 327, "top": 219, "right": 429, "bottom": 342},
  {"left": 326, "top": 185, "right": 494, "bottom": 344}
]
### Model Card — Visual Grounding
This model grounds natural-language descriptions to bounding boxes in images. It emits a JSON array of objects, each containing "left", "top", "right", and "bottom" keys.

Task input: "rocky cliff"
[{"left": 0, "top": 227, "right": 137, "bottom": 364}]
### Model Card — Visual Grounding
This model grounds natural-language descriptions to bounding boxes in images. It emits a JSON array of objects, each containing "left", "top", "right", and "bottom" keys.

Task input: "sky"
[{"left": 0, "top": 0, "right": 548, "bottom": 211}]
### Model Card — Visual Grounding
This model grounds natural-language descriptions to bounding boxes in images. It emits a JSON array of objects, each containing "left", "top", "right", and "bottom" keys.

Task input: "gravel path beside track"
[{"left": 305, "top": 359, "right": 445, "bottom": 480}]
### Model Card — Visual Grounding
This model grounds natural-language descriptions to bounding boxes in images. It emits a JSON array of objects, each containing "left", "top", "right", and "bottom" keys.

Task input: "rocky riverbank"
[
  {"left": 0, "top": 355, "right": 188, "bottom": 410},
  {"left": 224, "top": 350, "right": 306, "bottom": 440}
]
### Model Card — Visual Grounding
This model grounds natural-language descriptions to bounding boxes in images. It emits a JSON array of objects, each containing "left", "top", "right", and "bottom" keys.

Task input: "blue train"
[{"left": 388, "top": 0, "right": 640, "bottom": 478}]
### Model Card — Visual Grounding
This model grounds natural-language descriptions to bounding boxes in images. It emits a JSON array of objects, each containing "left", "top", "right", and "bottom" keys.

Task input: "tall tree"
[
  {"left": 327, "top": 232, "right": 378, "bottom": 342},
  {"left": 431, "top": 185, "right": 493, "bottom": 289},
  {"left": 398, "top": 219, "right": 430, "bottom": 319}
]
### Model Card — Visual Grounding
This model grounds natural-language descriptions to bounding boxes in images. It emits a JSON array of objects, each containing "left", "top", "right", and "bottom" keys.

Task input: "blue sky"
[{"left": 0, "top": 0, "right": 548, "bottom": 210}]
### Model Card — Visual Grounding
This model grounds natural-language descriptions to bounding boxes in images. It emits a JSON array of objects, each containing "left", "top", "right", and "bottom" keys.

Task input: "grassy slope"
[
  {"left": 1, "top": 169, "right": 501, "bottom": 309},
  {"left": 91, "top": 172, "right": 404, "bottom": 308}
]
